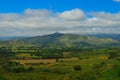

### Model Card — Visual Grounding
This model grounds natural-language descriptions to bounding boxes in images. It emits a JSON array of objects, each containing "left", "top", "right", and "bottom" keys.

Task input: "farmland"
[{"left": 0, "top": 48, "right": 120, "bottom": 80}]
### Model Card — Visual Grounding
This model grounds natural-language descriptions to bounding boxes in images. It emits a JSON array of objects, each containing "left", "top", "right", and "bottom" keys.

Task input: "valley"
[{"left": 0, "top": 33, "right": 120, "bottom": 80}]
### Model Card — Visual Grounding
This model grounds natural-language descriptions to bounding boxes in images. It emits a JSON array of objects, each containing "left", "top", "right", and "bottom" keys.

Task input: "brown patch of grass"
[
  {"left": 99, "top": 56, "right": 108, "bottom": 60},
  {"left": 11, "top": 59, "right": 56, "bottom": 65}
]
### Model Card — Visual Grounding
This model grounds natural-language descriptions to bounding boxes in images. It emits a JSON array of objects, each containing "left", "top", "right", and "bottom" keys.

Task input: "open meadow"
[{"left": 1, "top": 48, "right": 120, "bottom": 80}]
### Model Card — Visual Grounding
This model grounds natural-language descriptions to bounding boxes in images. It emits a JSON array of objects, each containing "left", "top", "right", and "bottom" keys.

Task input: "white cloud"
[
  {"left": 24, "top": 9, "right": 52, "bottom": 17},
  {"left": 0, "top": 8, "right": 120, "bottom": 36},
  {"left": 58, "top": 8, "right": 86, "bottom": 20},
  {"left": 114, "top": 0, "right": 120, "bottom": 2},
  {"left": 90, "top": 12, "right": 120, "bottom": 21}
]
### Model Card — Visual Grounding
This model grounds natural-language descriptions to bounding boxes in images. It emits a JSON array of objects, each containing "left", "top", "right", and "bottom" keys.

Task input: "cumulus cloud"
[
  {"left": 58, "top": 8, "right": 86, "bottom": 20},
  {"left": 0, "top": 8, "right": 120, "bottom": 36},
  {"left": 114, "top": 0, "right": 120, "bottom": 2},
  {"left": 89, "top": 12, "right": 120, "bottom": 27}
]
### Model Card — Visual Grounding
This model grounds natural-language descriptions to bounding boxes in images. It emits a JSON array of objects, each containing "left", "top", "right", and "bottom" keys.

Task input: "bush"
[
  {"left": 78, "top": 57, "right": 83, "bottom": 60},
  {"left": 74, "top": 65, "right": 81, "bottom": 71},
  {"left": 0, "top": 76, "right": 6, "bottom": 80},
  {"left": 10, "top": 66, "right": 26, "bottom": 73},
  {"left": 60, "top": 60, "right": 64, "bottom": 62},
  {"left": 108, "top": 52, "right": 118, "bottom": 59},
  {"left": 27, "top": 66, "right": 34, "bottom": 72}
]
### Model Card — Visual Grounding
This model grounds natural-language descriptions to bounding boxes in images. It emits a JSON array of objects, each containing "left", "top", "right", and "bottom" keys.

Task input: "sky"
[{"left": 0, "top": 0, "right": 120, "bottom": 36}]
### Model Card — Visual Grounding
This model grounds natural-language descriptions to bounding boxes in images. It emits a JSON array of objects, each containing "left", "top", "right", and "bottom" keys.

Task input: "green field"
[{"left": 0, "top": 48, "right": 120, "bottom": 80}]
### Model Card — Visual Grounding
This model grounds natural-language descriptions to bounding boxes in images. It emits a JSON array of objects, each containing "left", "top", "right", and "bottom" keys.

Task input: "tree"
[
  {"left": 108, "top": 52, "right": 118, "bottom": 59},
  {"left": 27, "top": 66, "right": 34, "bottom": 72},
  {"left": 74, "top": 65, "right": 81, "bottom": 71}
]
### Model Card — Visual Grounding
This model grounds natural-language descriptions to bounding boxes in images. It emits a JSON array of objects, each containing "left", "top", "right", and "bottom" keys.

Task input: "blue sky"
[
  {"left": 0, "top": 0, "right": 120, "bottom": 13},
  {"left": 0, "top": 0, "right": 120, "bottom": 36}
]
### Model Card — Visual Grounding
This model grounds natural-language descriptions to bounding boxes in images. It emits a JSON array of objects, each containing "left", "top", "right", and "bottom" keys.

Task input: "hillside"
[
  {"left": 2, "top": 33, "right": 118, "bottom": 49},
  {"left": 86, "top": 34, "right": 120, "bottom": 41}
]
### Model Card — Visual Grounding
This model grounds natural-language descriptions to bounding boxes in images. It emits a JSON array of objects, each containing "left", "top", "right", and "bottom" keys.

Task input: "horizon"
[
  {"left": 0, "top": 32, "right": 120, "bottom": 37},
  {"left": 0, "top": 0, "right": 120, "bottom": 36}
]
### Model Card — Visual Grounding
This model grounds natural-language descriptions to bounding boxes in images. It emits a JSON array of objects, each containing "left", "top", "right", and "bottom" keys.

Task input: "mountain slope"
[
  {"left": 13, "top": 33, "right": 119, "bottom": 48},
  {"left": 19, "top": 33, "right": 64, "bottom": 44},
  {"left": 86, "top": 34, "right": 120, "bottom": 41}
]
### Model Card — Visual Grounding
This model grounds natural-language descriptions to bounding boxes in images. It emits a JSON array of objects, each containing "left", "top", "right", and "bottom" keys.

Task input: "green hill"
[{"left": 4, "top": 33, "right": 118, "bottom": 49}]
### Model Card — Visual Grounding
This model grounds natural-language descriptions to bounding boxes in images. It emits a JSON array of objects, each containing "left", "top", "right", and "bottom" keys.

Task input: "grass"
[
  {"left": 3, "top": 52, "right": 120, "bottom": 80},
  {"left": 12, "top": 54, "right": 112, "bottom": 68},
  {"left": 1, "top": 73, "right": 64, "bottom": 80},
  {"left": 12, "top": 59, "right": 56, "bottom": 66},
  {"left": 16, "top": 53, "right": 40, "bottom": 59}
]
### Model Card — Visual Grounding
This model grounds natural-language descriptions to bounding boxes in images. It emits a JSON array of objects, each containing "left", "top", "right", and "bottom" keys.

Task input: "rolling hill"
[
  {"left": 86, "top": 34, "right": 120, "bottom": 41},
  {"left": 3, "top": 33, "right": 119, "bottom": 49}
]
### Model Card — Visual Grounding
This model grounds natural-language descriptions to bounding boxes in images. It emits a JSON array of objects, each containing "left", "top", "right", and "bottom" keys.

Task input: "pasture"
[{"left": 1, "top": 49, "right": 120, "bottom": 80}]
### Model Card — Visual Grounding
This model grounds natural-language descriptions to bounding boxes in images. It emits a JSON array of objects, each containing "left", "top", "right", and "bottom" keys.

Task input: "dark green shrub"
[
  {"left": 74, "top": 65, "right": 81, "bottom": 71},
  {"left": 108, "top": 52, "right": 118, "bottom": 59},
  {"left": 0, "top": 76, "right": 6, "bottom": 80},
  {"left": 27, "top": 66, "right": 34, "bottom": 72},
  {"left": 60, "top": 60, "right": 64, "bottom": 62},
  {"left": 78, "top": 57, "right": 83, "bottom": 60},
  {"left": 42, "top": 68, "right": 50, "bottom": 73},
  {"left": 10, "top": 66, "right": 26, "bottom": 73}
]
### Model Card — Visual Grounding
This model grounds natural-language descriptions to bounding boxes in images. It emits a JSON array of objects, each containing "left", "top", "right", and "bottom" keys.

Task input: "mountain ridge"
[
  {"left": 85, "top": 34, "right": 120, "bottom": 41},
  {"left": 3, "top": 33, "right": 118, "bottom": 49}
]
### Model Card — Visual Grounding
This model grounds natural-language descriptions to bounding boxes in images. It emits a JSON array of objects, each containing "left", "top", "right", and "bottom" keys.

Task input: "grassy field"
[
  {"left": 16, "top": 53, "right": 40, "bottom": 59},
  {"left": 2, "top": 53, "right": 119, "bottom": 80},
  {"left": 1, "top": 48, "right": 120, "bottom": 80}
]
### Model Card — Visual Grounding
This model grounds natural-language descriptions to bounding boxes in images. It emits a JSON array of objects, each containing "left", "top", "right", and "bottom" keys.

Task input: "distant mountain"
[
  {"left": 0, "top": 33, "right": 119, "bottom": 49},
  {"left": 86, "top": 34, "right": 120, "bottom": 41},
  {"left": 8, "top": 33, "right": 118, "bottom": 48},
  {"left": 0, "top": 36, "right": 26, "bottom": 41}
]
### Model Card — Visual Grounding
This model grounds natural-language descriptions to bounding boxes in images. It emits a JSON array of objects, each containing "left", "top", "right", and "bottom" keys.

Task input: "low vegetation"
[{"left": 0, "top": 47, "right": 120, "bottom": 80}]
